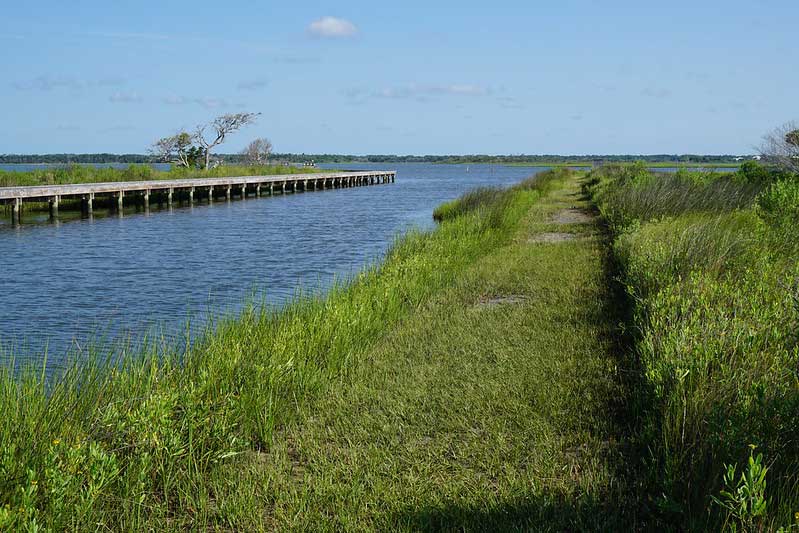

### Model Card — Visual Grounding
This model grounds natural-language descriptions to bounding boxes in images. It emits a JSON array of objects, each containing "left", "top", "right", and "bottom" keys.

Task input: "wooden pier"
[{"left": 0, "top": 171, "right": 396, "bottom": 223}]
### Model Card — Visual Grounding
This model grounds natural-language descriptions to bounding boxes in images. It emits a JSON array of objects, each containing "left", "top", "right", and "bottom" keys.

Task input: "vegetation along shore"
[{"left": 2, "top": 160, "right": 798, "bottom": 530}]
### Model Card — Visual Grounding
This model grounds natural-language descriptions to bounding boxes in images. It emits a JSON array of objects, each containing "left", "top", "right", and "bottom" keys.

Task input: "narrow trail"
[{"left": 254, "top": 175, "right": 636, "bottom": 531}]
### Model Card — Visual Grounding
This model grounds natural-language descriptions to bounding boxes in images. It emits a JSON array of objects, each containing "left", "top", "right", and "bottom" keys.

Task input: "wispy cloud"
[
  {"left": 272, "top": 55, "right": 320, "bottom": 65},
  {"left": 194, "top": 97, "right": 229, "bottom": 109},
  {"left": 100, "top": 125, "right": 137, "bottom": 133},
  {"left": 12, "top": 75, "right": 83, "bottom": 91},
  {"left": 109, "top": 91, "right": 142, "bottom": 103},
  {"left": 163, "top": 95, "right": 230, "bottom": 109},
  {"left": 237, "top": 79, "right": 268, "bottom": 91},
  {"left": 641, "top": 87, "right": 672, "bottom": 99},
  {"left": 348, "top": 83, "right": 491, "bottom": 104},
  {"left": 163, "top": 95, "right": 189, "bottom": 105},
  {"left": 12, "top": 75, "right": 127, "bottom": 92},
  {"left": 308, "top": 17, "right": 358, "bottom": 38},
  {"left": 497, "top": 96, "right": 524, "bottom": 110},
  {"left": 86, "top": 31, "right": 169, "bottom": 41}
]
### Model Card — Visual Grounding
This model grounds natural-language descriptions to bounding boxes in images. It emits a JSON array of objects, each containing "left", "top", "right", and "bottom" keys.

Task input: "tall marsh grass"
[
  {"left": 0, "top": 170, "right": 555, "bottom": 530},
  {"left": 0, "top": 164, "right": 320, "bottom": 188},
  {"left": 587, "top": 163, "right": 799, "bottom": 530}
]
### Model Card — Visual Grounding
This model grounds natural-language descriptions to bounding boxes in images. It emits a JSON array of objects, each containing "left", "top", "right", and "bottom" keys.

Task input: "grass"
[
  {"left": 6, "top": 162, "right": 795, "bottom": 530},
  {"left": 250, "top": 170, "right": 639, "bottom": 530},
  {"left": 0, "top": 169, "right": 585, "bottom": 530},
  {"left": 0, "top": 164, "right": 320, "bottom": 189},
  {"left": 586, "top": 162, "right": 799, "bottom": 530}
]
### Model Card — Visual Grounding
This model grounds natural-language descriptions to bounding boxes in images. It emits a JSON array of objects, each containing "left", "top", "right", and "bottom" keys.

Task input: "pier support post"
[
  {"left": 117, "top": 191, "right": 124, "bottom": 210},
  {"left": 241, "top": 184, "right": 247, "bottom": 198},
  {"left": 12, "top": 198, "right": 21, "bottom": 224},
  {"left": 391, "top": 173, "right": 395, "bottom": 183},
  {"left": 303, "top": 180, "right": 308, "bottom": 191},
  {"left": 168, "top": 188, "right": 174, "bottom": 206},
  {"left": 256, "top": 184, "right": 261, "bottom": 197},
  {"left": 189, "top": 187, "right": 195, "bottom": 203},
  {"left": 49, "top": 195, "right": 59, "bottom": 219},
  {"left": 88, "top": 193, "right": 94, "bottom": 215},
  {"left": 144, "top": 190, "right": 150, "bottom": 211},
  {"left": 226, "top": 185, "right": 232, "bottom": 201},
  {"left": 269, "top": 183, "right": 274, "bottom": 195},
  {"left": 209, "top": 186, "right": 214, "bottom": 203},
  {"left": 281, "top": 182, "right": 286, "bottom": 193}
]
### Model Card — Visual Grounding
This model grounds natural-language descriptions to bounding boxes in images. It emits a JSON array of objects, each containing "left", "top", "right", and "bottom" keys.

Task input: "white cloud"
[{"left": 308, "top": 17, "right": 358, "bottom": 38}]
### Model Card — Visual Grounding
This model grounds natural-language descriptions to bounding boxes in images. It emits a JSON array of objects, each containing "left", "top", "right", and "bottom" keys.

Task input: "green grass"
[
  {"left": 586, "top": 163, "right": 799, "bottom": 530},
  {"left": 249, "top": 171, "right": 639, "bottom": 530},
  {"left": 0, "top": 169, "right": 585, "bottom": 530},
  {"left": 0, "top": 164, "right": 321, "bottom": 189},
  {"left": 8, "top": 163, "right": 794, "bottom": 530}
]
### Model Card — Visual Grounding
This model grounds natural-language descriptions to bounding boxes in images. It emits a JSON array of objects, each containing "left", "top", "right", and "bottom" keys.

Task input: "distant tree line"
[{"left": 0, "top": 153, "right": 752, "bottom": 165}]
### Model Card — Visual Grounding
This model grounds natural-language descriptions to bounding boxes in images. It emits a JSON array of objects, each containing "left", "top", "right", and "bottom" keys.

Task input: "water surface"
[{"left": 0, "top": 163, "right": 545, "bottom": 368}]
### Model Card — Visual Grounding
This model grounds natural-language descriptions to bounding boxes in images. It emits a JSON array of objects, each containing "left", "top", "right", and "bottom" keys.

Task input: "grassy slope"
[{"left": 237, "top": 173, "right": 637, "bottom": 530}]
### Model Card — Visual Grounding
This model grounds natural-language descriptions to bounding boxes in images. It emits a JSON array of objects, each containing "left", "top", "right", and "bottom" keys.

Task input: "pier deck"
[{"left": 0, "top": 170, "right": 396, "bottom": 223}]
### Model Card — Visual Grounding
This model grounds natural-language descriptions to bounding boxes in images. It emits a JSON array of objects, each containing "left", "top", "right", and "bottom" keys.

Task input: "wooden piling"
[{"left": 49, "top": 195, "right": 59, "bottom": 219}]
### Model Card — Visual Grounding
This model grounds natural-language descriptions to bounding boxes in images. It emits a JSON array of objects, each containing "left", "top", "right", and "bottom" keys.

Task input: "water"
[{"left": 0, "top": 163, "right": 546, "bottom": 369}]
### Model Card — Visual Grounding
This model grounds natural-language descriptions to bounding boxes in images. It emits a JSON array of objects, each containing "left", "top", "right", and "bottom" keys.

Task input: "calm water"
[{"left": 0, "top": 163, "right": 546, "bottom": 368}]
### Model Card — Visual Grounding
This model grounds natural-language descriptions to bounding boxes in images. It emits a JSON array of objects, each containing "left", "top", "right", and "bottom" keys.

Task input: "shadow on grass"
[{"left": 390, "top": 490, "right": 640, "bottom": 532}]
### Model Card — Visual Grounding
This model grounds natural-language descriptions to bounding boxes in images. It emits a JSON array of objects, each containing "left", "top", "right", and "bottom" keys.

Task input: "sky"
[{"left": 1, "top": 0, "right": 797, "bottom": 155}]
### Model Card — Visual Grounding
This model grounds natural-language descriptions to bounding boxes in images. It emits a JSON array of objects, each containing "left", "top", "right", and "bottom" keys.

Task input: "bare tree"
[
  {"left": 149, "top": 131, "right": 196, "bottom": 168},
  {"left": 760, "top": 121, "right": 799, "bottom": 173},
  {"left": 195, "top": 112, "right": 260, "bottom": 169},
  {"left": 240, "top": 138, "right": 273, "bottom": 165}
]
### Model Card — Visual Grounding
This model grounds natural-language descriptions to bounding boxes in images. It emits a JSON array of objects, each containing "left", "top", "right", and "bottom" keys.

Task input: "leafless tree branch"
[
  {"left": 760, "top": 121, "right": 799, "bottom": 173},
  {"left": 195, "top": 112, "right": 260, "bottom": 169},
  {"left": 240, "top": 138, "right": 273, "bottom": 165}
]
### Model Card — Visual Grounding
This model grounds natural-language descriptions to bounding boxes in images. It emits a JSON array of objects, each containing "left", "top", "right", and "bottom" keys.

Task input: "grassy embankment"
[
  {"left": 2, "top": 168, "right": 638, "bottom": 530},
  {"left": 586, "top": 161, "right": 799, "bottom": 530}
]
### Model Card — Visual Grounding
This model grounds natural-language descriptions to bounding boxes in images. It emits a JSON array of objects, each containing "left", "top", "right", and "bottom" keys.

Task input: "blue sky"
[{"left": 1, "top": 0, "right": 796, "bottom": 155}]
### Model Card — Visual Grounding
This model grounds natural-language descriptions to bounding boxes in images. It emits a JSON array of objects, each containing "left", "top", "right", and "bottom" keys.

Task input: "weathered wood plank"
[{"left": 0, "top": 171, "right": 396, "bottom": 201}]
